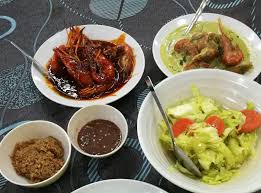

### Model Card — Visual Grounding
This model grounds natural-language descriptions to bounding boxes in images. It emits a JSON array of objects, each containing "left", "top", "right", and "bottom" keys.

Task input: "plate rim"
[
  {"left": 31, "top": 24, "right": 145, "bottom": 108},
  {"left": 152, "top": 12, "right": 261, "bottom": 80},
  {"left": 71, "top": 179, "right": 168, "bottom": 193}
]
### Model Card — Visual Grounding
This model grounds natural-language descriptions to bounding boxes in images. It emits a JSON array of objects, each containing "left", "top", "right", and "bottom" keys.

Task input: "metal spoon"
[
  {"left": 167, "top": 0, "right": 209, "bottom": 52},
  {"left": 5, "top": 39, "right": 78, "bottom": 98},
  {"left": 145, "top": 76, "right": 202, "bottom": 177},
  {"left": 184, "top": 0, "right": 210, "bottom": 35}
]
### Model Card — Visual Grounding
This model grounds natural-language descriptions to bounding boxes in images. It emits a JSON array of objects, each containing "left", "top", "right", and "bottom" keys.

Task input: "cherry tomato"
[
  {"left": 172, "top": 118, "right": 194, "bottom": 137},
  {"left": 205, "top": 115, "right": 225, "bottom": 136},
  {"left": 240, "top": 110, "right": 261, "bottom": 133}
]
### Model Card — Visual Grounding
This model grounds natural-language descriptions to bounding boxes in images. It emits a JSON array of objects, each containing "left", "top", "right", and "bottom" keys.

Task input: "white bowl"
[
  {"left": 0, "top": 121, "right": 71, "bottom": 188},
  {"left": 137, "top": 69, "right": 261, "bottom": 193},
  {"left": 67, "top": 105, "right": 128, "bottom": 158},
  {"left": 32, "top": 25, "right": 145, "bottom": 108},
  {"left": 153, "top": 13, "right": 261, "bottom": 80}
]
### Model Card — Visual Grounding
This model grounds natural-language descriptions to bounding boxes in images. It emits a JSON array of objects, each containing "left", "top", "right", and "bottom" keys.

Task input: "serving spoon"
[
  {"left": 5, "top": 39, "right": 78, "bottom": 98},
  {"left": 168, "top": 0, "right": 209, "bottom": 54},
  {"left": 184, "top": 0, "right": 210, "bottom": 35},
  {"left": 145, "top": 76, "right": 202, "bottom": 177}
]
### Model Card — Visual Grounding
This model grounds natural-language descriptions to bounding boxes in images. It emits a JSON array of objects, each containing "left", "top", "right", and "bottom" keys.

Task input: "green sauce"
[{"left": 160, "top": 22, "right": 250, "bottom": 74}]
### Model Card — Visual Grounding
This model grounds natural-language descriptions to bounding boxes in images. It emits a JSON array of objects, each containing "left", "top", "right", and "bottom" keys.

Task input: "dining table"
[{"left": 0, "top": 0, "right": 261, "bottom": 193}]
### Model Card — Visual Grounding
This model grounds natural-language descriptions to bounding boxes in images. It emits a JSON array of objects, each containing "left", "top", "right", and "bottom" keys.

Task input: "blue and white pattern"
[
  {"left": 87, "top": 137, "right": 151, "bottom": 182},
  {"left": 250, "top": 0, "right": 261, "bottom": 38},
  {"left": 0, "top": 64, "right": 43, "bottom": 110},
  {"left": 0, "top": 175, "right": 6, "bottom": 190},
  {"left": 89, "top": 0, "right": 148, "bottom": 20},
  {"left": 0, "top": 1, "right": 53, "bottom": 188},
  {"left": 58, "top": 0, "right": 97, "bottom": 24},
  {"left": 137, "top": 88, "right": 149, "bottom": 110},
  {"left": 89, "top": 0, "right": 122, "bottom": 20},
  {"left": 118, "top": 0, "right": 148, "bottom": 19},
  {"left": 0, "top": 0, "right": 14, "bottom": 6},
  {"left": 0, "top": 16, "right": 16, "bottom": 40},
  {"left": 128, "top": 138, "right": 151, "bottom": 181},
  {"left": 87, "top": 159, "right": 103, "bottom": 182},
  {"left": 208, "top": 0, "right": 244, "bottom": 9}
]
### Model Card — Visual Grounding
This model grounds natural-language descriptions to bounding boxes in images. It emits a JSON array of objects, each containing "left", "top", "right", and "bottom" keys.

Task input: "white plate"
[
  {"left": 71, "top": 179, "right": 168, "bottom": 193},
  {"left": 153, "top": 13, "right": 261, "bottom": 80},
  {"left": 32, "top": 25, "right": 145, "bottom": 108}
]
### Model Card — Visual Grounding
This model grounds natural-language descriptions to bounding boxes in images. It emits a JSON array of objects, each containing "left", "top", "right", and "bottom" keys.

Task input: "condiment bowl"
[
  {"left": 67, "top": 105, "right": 128, "bottom": 158},
  {"left": 0, "top": 120, "right": 71, "bottom": 188},
  {"left": 137, "top": 69, "right": 261, "bottom": 193}
]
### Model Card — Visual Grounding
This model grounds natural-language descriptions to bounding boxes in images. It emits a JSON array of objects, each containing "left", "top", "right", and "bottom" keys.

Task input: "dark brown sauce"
[
  {"left": 77, "top": 119, "right": 122, "bottom": 155},
  {"left": 45, "top": 73, "right": 129, "bottom": 101}
]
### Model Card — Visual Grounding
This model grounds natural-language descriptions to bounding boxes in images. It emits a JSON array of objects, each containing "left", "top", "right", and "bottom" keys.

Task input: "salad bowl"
[{"left": 137, "top": 69, "right": 261, "bottom": 193}]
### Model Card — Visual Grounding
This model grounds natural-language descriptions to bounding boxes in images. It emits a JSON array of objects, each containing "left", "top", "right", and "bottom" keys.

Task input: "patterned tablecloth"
[{"left": 0, "top": 0, "right": 261, "bottom": 192}]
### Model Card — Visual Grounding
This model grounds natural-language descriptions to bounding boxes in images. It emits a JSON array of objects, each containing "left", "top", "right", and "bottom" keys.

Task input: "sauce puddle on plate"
[{"left": 77, "top": 119, "right": 122, "bottom": 155}]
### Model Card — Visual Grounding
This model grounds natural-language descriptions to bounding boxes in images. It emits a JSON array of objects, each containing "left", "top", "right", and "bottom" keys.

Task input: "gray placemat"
[{"left": 1, "top": 0, "right": 260, "bottom": 193}]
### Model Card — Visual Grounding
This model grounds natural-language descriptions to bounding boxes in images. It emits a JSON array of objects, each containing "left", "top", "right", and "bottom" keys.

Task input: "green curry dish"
[
  {"left": 159, "top": 86, "right": 257, "bottom": 185},
  {"left": 160, "top": 21, "right": 252, "bottom": 75}
]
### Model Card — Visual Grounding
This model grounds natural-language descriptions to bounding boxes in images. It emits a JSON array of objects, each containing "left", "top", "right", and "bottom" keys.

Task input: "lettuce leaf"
[
  {"left": 167, "top": 86, "right": 218, "bottom": 122},
  {"left": 159, "top": 86, "right": 258, "bottom": 185}
]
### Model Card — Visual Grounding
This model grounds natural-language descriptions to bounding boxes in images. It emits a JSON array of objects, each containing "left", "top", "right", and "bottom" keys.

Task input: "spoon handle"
[
  {"left": 145, "top": 76, "right": 202, "bottom": 177},
  {"left": 184, "top": 0, "right": 210, "bottom": 35},
  {"left": 5, "top": 39, "right": 47, "bottom": 76},
  {"left": 5, "top": 39, "right": 79, "bottom": 98},
  {"left": 145, "top": 77, "right": 176, "bottom": 143}
]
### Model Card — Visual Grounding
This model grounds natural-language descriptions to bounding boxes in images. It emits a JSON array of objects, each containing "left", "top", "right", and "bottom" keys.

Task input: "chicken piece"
[
  {"left": 191, "top": 32, "right": 221, "bottom": 52},
  {"left": 174, "top": 39, "right": 199, "bottom": 56},
  {"left": 190, "top": 47, "right": 218, "bottom": 64}
]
